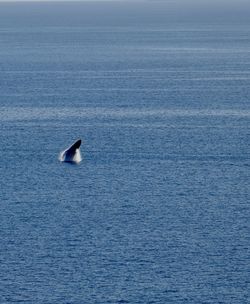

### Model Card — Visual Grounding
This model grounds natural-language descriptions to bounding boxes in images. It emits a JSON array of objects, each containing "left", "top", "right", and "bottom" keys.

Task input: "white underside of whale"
[{"left": 59, "top": 148, "right": 82, "bottom": 163}]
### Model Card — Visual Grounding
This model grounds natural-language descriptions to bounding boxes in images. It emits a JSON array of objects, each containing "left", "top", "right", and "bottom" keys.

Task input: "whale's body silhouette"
[{"left": 60, "top": 139, "right": 82, "bottom": 163}]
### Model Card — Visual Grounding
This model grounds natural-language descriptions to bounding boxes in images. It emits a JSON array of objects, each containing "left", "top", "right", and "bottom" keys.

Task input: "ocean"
[{"left": 0, "top": 1, "right": 249, "bottom": 303}]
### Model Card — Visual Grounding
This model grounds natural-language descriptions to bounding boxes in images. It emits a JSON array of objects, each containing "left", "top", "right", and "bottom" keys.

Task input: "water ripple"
[{"left": 1, "top": 107, "right": 250, "bottom": 122}]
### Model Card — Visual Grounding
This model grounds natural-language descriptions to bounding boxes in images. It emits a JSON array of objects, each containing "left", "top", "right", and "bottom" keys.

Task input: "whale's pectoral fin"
[{"left": 66, "top": 139, "right": 81, "bottom": 154}]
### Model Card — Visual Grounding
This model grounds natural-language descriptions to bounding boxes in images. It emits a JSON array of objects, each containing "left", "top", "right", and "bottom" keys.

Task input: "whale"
[{"left": 59, "top": 139, "right": 82, "bottom": 163}]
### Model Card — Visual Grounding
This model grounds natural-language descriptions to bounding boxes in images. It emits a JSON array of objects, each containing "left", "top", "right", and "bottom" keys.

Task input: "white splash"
[
  {"left": 72, "top": 148, "right": 82, "bottom": 163},
  {"left": 59, "top": 148, "right": 82, "bottom": 164}
]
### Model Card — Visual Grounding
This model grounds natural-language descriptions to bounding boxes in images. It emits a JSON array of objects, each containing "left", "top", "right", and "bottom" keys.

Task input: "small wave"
[{"left": 1, "top": 106, "right": 250, "bottom": 122}]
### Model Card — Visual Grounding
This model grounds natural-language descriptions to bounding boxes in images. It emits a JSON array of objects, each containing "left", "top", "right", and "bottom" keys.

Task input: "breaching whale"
[{"left": 59, "top": 139, "right": 82, "bottom": 163}]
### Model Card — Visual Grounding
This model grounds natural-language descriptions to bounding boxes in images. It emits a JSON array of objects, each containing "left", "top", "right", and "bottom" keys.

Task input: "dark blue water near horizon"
[{"left": 0, "top": 2, "right": 249, "bottom": 303}]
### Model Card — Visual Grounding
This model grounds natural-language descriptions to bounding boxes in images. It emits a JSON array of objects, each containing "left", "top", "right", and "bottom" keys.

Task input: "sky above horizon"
[
  {"left": 0, "top": 0, "right": 249, "bottom": 6},
  {"left": 1, "top": 0, "right": 249, "bottom": 9},
  {"left": 1, "top": 0, "right": 249, "bottom": 26},
  {"left": 0, "top": 0, "right": 249, "bottom": 2}
]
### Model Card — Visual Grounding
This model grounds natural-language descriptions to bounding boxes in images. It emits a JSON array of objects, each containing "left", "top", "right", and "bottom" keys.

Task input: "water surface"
[{"left": 0, "top": 2, "right": 249, "bottom": 303}]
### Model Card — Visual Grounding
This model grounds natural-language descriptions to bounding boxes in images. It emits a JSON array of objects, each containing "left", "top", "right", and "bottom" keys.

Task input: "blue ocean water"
[{"left": 0, "top": 2, "right": 249, "bottom": 303}]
